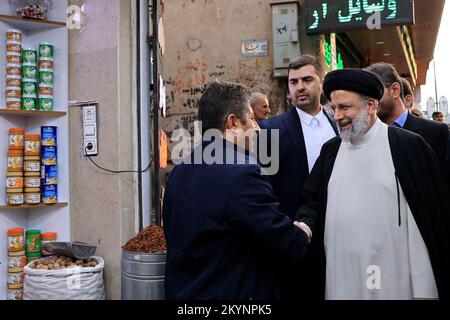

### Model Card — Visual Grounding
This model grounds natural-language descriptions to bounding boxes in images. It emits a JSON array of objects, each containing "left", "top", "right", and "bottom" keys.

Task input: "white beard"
[{"left": 339, "top": 107, "right": 370, "bottom": 144}]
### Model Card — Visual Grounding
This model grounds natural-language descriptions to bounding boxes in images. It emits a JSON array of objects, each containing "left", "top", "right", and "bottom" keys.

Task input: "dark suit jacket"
[
  {"left": 259, "top": 108, "right": 338, "bottom": 219},
  {"left": 259, "top": 108, "right": 337, "bottom": 300},
  {"left": 403, "top": 113, "right": 449, "bottom": 163},
  {"left": 163, "top": 140, "right": 309, "bottom": 300}
]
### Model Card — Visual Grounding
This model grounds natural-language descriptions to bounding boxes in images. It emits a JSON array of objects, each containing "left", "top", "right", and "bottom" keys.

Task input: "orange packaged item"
[
  {"left": 6, "top": 176, "right": 24, "bottom": 189},
  {"left": 8, "top": 228, "right": 25, "bottom": 252},
  {"left": 24, "top": 134, "right": 41, "bottom": 155},
  {"left": 9, "top": 128, "right": 25, "bottom": 150},
  {"left": 7, "top": 150, "right": 24, "bottom": 172}
]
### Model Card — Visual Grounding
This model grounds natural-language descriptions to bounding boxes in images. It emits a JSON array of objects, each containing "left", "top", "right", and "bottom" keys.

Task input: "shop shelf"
[
  {"left": 0, "top": 109, "right": 67, "bottom": 117},
  {"left": 0, "top": 14, "right": 65, "bottom": 31},
  {"left": 0, "top": 202, "right": 68, "bottom": 209}
]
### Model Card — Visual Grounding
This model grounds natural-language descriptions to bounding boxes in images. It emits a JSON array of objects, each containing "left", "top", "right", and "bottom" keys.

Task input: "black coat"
[
  {"left": 404, "top": 112, "right": 449, "bottom": 163},
  {"left": 297, "top": 126, "right": 450, "bottom": 299},
  {"left": 259, "top": 108, "right": 338, "bottom": 300},
  {"left": 163, "top": 140, "right": 309, "bottom": 300}
]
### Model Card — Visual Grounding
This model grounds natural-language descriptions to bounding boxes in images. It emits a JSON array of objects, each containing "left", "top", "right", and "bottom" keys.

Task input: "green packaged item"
[
  {"left": 22, "top": 95, "right": 37, "bottom": 110},
  {"left": 22, "top": 49, "right": 37, "bottom": 64},
  {"left": 22, "top": 65, "right": 37, "bottom": 79},
  {"left": 39, "top": 70, "right": 54, "bottom": 85},
  {"left": 38, "top": 95, "right": 53, "bottom": 111},
  {"left": 26, "top": 230, "right": 42, "bottom": 254},
  {"left": 39, "top": 42, "right": 54, "bottom": 58}
]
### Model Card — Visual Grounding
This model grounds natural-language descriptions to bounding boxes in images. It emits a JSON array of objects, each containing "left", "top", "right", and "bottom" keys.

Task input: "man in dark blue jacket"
[{"left": 163, "top": 81, "right": 311, "bottom": 300}]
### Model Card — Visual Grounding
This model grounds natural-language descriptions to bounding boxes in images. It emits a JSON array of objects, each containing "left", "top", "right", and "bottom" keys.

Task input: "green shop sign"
[
  {"left": 324, "top": 38, "right": 344, "bottom": 70},
  {"left": 305, "top": 0, "right": 415, "bottom": 35}
]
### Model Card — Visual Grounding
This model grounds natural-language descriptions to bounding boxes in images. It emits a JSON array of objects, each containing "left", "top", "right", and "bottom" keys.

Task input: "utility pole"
[{"left": 433, "top": 57, "right": 439, "bottom": 111}]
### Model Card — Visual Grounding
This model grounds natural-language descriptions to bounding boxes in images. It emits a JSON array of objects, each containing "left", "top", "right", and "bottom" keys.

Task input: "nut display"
[
  {"left": 16, "top": 5, "right": 48, "bottom": 19},
  {"left": 29, "top": 256, "right": 98, "bottom": 270},
  {"left": 122, "top": 224, "right": 167, "bottom": 254}
]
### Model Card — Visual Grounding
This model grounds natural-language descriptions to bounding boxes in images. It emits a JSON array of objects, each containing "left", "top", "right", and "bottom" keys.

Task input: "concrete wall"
[
  {"left": 161, "top": 0, "right": 321, "bottom": 143},
  {"left": 69, "top": 0, "right": 139, "bottom": 299}
]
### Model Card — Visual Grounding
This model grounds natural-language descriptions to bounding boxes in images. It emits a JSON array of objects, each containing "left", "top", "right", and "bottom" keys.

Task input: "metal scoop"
[{"left": 42, "top": 241, "right": 97, "bottom": 260}]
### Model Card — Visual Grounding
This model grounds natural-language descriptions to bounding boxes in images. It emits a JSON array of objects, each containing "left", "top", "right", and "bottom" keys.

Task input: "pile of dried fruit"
[
  {"left": 122, "top": 225, "right": 167, "bottom": 254},
  {"left": 29, "top": 256, "right": 98, "bottom": 270},
  {"left": 17, "top": 5, "right": 48, "bottom": 19}
]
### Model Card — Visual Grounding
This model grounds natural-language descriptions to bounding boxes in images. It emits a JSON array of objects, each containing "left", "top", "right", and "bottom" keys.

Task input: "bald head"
[{"left": 250, "top": 92, "right": 271, "bottom": 121}]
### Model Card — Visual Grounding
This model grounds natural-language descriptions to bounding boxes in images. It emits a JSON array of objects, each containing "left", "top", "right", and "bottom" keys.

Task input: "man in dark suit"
[
  {"left": 367, "top": 63, "right": 449, "bottom": 164},
  {"left": 259, "top": 55, "right": 338, "bottom": 299},
  {"left": 163, "top": 81, "right": 311, "bottom": 300}
]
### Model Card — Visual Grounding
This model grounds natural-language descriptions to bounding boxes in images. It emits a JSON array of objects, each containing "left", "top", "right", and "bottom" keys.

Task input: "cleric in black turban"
[{"left": 323, "top": 68, "right": 385, "bottom": 101}]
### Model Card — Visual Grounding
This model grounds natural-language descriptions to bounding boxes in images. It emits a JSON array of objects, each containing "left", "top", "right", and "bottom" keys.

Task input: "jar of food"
[
  {"left": 22, "top": 48, "right": 37, "bottom": 64},
  {"left": 39, "top": 42, "right": 54, "bottom": 58},
  {"left": 6, "top": 98, "right": 21, "bottom": 110},
  {"left": 6, "top": 75, "right": 22, "bottom": 87},
  {"left": 24, "top": 134, "right": 41, "bottom": 155},
  {"left": 7, "top": 288, "right": 23, "bottom": 301},
  {"left": 41, "top": 232, "right": 57, "bottom": 256},
  {"left": 22, "top": 65, "right": 37, "bottom": 79},
  {"left": 7, "top": 63, "right": 21, "bottom": 76},
  {"left": 39, "top": 70, "right": 53, "bottom": 84},
  {"left": 25, "top": 191, "right": 41, "bottom": 205},
  {"left": 8, "top": 254, "right": 26, "bottom": 273},
  {"left": 22, "top": 94, "right": 37, "bottom": 110},
  {"left": 6, "top": 175, "right": 24, "bottom": 189},
  {"left": 8, "top": 228, "right": 24, "bottom": 252},
  {"left": 38, "top": 95, "right": 53, "bottom": 111},
  {"left": 38, "top": 83, "right": 53, "bottom": 96},
  {"left": 39, "top": 57, "right": 54, "bottom": 69},
  {"left": 7, "top": 193, "right": 24, "bottom": 206},
  {"left": 24, "top": 160, "right": 40, "bottom": 172},
  {"left": 7, "top": 272, "right": 24, "bottom": 290},
  {"left": 6, "top": 86, "right": 21, "bottom": 99},
  {"left": 25, "top": 175, "right": 41, "bottom": 188},
  {"left": 42, "top": 184, "right": 57, "bottom": 204},
  {"left": 7, "top": 149, "right": 24, "bottom": 172},
  {"left": 6, "top": 43, "right": 21, "bottom": 53},
  {"left": 42, "top": 146, "right": 57, "bottom": 165},
  {"left": 26, "top": 230, "right": 41, "bottom": 253},
  {"left": 6, "top": 53, "right": 21, "bottom": 64},
  {"left": 6, "top": 29, "right": 22, "bottom": 42},
  {"left": 10, "top": 0, "right": 53, "bottom": 20},
  {"left": 9, "top": 128, "right": 25, "bottom": 150},
  {"left": 22, "top": 80, "right": 37, "bottom": 95}
]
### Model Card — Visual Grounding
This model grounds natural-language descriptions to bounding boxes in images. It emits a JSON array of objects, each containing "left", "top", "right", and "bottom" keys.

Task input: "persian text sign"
[
  {"left": 241, "top": 40, "right": 269, "bottom": 58},
  {"left": 305, "top": 0, "right": 414, "bottom": 35}
]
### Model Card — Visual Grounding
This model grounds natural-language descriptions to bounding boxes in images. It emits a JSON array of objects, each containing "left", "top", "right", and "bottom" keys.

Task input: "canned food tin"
[
  {"left": 26, "top": 230, "right": 41, "bottom": 253},
  {"left": 38, "top": 95, "right": 53, "bottom": 111},
  {"left": 42, "top": 184, "right": 57, "bottom": 204},
  {"left": 38, "top": 83, "right": 53, "bottom": 96},
  {"left": 25, "top": 192, "right": 41, "bottom": 205},
  {"left": 41, "top": 126, "right": 57, "bottom": 146},
  {"left": 7, "top": 150, "right": 24, "bottom": 172},
  {"left": 7, "top": 193, "right": 24, "bottom": 206},
  {"left": 22, "top": 80, "right": 37, "bottom": 95},
  {"left": 22, "top": 49, "right": 37, "bottom": 64},
  {"left": 39, "top": 57, "right": 54, "bottom": 69},
  {"left": 6, "top": 75, "right": 22, "bottom": 87},
  {"left": 8, "top": 228, "right": 24, "bottom": 252},
  {"left": 7, "top": 64, "right": 21, "bottom": 76},
  {"left": 6, "top": 87, "right": 21, "bottom": 99},
  {"left": 22, "top": 95, "right": 37, "bottom": 110},
  {"left": 25, "top": 134, "right": 41, "bottom": 155},
  {"left": 6, "top": 98, "right": 21, "bottom": 110},
  {"left": 42, "top": 146, "right": 57, "bottom": 165},
  {"left": 7, "top": 288, "right": 23, "bottom": 301},
  {"left": 24, "top": 160, "right": 40, "bottom": 172},
  {"left": 25, "top": 176, "right": 41, "bottom": 188},
  {"left": 6, "top": 176, "right": 24, "bottom": 189},
  {"left": 6, "top": 43, "right": 21, "bottom": 53},
  {"left": 22, "top": 65, "right": 37, "bottom": 79},
  {"left": 39, "top": 42, "right": 54, "bottom": 58},
  {"left": 7, "top": 272, "right": 24, "bottom": 290},
  {"left": 6, "top": 29, "right": 22, "bottom": 42},
  {"left": 41, "top": 165, "right": 58, "bottom": 185},
  {"left": 39, "top": 70, "right": 54, "bottom": 84},
  {"left": 8, "top": 255, "right": 26, "bottom": 273},
  {"left": 6, "top": 53, "right": 21, "bottom": 64},
  {"left": 9, "top": 128, "right": 25, "bottom": 150}
]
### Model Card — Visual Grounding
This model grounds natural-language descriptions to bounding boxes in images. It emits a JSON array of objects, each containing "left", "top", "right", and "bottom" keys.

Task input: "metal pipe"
[{"left": 136, "top": 0, "right": 143, "bottom": 230}]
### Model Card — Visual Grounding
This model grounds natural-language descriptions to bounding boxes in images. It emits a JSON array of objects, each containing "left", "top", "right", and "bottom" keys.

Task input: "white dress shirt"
[{"left": 296, "top": 108, "right": 336, "bottom": 172}]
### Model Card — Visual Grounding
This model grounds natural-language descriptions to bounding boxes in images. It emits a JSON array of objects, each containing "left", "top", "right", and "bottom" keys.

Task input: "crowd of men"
[{"left": 162, "top": 54, "right": 450, "bottom": 300}]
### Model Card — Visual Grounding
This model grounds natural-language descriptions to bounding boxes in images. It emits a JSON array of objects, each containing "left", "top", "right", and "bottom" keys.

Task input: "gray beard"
[{"left": 339, "top": 107, "right": 370, "bottom": 144}]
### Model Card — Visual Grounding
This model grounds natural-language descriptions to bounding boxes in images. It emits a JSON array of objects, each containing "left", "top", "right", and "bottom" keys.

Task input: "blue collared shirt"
[{"left": 392, "top": 110, "right": 409, "bottom": 128}]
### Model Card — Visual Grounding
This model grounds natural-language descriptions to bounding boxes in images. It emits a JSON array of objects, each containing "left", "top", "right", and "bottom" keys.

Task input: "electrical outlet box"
[{"left": 82, "top": 104, "right": 98, "bottom": 156}]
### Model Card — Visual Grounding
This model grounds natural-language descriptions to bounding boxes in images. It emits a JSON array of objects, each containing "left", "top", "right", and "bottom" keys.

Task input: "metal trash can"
[{"left": 121, "top": 250, "right": 166, "bottom": 300}]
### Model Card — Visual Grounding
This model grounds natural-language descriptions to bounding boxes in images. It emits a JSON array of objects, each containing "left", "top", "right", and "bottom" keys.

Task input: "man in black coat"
[
  {"left": 259, "top": 55, "right": 337, "bottom": 300},
  {"left": 163, "top": 81, "right": 311, "bottom": 300},
  {"left": 366, "top": 63, "right": 449, "bottom": 164}
]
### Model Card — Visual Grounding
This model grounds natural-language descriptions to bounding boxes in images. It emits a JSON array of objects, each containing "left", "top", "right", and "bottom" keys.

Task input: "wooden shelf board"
[
  {"left": 0, "top": 109, "right": 67, "bottom": 117},
  {"left": 0, "top": 14, "right": 66, "bottom": 30},
  {"left": 0, "top": 202, "right": 68, "bottom": 209}
]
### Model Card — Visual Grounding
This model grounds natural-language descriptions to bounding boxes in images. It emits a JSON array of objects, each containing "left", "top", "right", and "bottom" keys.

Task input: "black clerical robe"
[{"left": 297, "top": 126, "right": 450, "bottom": 299}]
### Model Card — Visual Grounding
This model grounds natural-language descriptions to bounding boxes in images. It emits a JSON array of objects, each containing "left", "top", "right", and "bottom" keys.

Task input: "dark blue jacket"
[{"left": 163, "top": 140, "right": 309, "bottom": 300}]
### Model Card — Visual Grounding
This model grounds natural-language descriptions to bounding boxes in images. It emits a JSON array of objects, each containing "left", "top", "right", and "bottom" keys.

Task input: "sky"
[{"left": 419, "top": 0, "right": 450, "bottom": 111}]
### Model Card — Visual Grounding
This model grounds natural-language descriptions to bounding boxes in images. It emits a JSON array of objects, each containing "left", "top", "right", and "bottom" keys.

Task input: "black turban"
[{"left": 323, "top": 69, "right": 385, "bottom": 101}]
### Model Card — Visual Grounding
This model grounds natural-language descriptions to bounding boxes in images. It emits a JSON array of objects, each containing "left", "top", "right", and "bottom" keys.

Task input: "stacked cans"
[
  {"left": 6, "top": 128, "right": 25, "bottom": 205},
  {"left": 24, "top": 134, "right": 41, "bottom": 205},
  {"left": 7, "top": 228, "right": 26, "bottom": 300},
  {"left": 41, "top": 126, "right": 58, "bottom": 204},
  {"left": 5, "top": 30, "right": 22, "bottom": 110},
  {"left": 21, "top": 47, "right": 38, "bottom": 110},
  {"left": 38, "top": 42, "right": 54, "bottom": 111}
]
